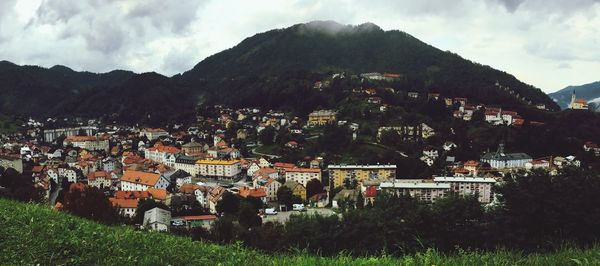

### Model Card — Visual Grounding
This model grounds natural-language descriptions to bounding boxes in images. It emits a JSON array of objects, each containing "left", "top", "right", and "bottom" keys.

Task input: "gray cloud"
[{"left": 0, "top": 0, "right": 598, "bottom": 92}]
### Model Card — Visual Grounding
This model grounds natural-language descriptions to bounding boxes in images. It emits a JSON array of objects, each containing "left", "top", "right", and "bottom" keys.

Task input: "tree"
[
  {"left": 61, "top": 184, "right": 117, "bottom": 224},
  {"left": 134, "top": 198, "right": 168, "bottom": 224},
  {"left": 277, "top": 186, "right": 302, "bottom": 209},
  {"left": 238, "top": 201, "right": 262, "bottom": 228},
  {"left": 356, "top": 192, "right": 365, "bottom": 209},
  {"left": 215, "top": 192, "right": 240, "bottom": 216},
  {"left": 258, "top": 126, "right": 276, "bottom": 145},
  {"left": 305, "top": 178, "right": 324, "bottom": 199}
]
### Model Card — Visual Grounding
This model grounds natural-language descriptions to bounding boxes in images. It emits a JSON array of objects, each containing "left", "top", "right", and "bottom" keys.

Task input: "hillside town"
[{"left": 0, "top": 72, "right": 592, "bottom": 233}]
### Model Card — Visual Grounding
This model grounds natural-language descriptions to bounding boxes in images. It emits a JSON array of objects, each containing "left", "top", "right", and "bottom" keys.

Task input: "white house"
[
  {"left": 143, "top": 207, "right": 171, "bottom": 232},
  {"left": 120, "top": 171, "right": 170, "bottom": 191},
  {"left": 284, "top": 168, "right": 322, "bottom": 187}
]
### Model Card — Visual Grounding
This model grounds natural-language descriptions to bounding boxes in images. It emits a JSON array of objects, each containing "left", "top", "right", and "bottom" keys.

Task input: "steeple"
[{"left": 570, "top": 90, "right": 576, "bottom": 109}]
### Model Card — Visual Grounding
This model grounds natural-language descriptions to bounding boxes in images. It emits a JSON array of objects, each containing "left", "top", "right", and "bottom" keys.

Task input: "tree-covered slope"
[
  {"left": 0, "top": 198, "right": 599, "bottom": 265},
  {"left": 183, "top": 21, "right": 558, "bottom": 111}
]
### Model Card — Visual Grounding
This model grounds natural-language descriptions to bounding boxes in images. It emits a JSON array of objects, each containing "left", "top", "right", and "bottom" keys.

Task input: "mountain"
[
  {"left": 182, "top": 21, "right": 559, "bottom": 111},
  {"left": 0, "top": 21, "right": 560, "bottom": 124},
  {"left": 0, "top": 60, "right": 135, "bottom": 115},
  {"left": 548, "top": 81, "right": 600, "bottom": 110}
]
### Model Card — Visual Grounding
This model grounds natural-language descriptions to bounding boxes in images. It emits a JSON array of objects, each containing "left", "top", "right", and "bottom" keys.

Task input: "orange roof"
[
  {"left": 273, "top": 162, "right": 295, "bottom": 169},
  {"left": 121, "top": 171, "right": 161, "bottom": 186},
  {"left": 576, "top": 98, "right": 588, "bottom": 104},
  {"left": 464, "top": 160, "right": 479, "bottom": 167},
  {"left": 179, "top": 215, "right": 217, "bottom": 221},
  {"left": 109, "top": 198, "right": 139, "bottom": 209},
  {"left": 239, "top": 187, "right": 267, "bottom": 198},
  {"left": 147, "top": 145, "right": 181, "bottom": 154},
  {"left": 147, "top": 188, "right": 168, "bottom": 200},
  {"left": 88, "top": 171, "right": 109, "bottom": 180},
  {"left": 65, "top": 136, "right": 98, "bottom": 142},
  {"left": 32, "top": 165, "right": 45, "bottom": 173},
  {"left": 454, "top": 167, "right": 470, "bottom": 174},
  {"left": 284, "top": 167, "right": 321, "bottom": 173},
  {"left": 114, "top": 190, "right": 150, "bottom": 200}
]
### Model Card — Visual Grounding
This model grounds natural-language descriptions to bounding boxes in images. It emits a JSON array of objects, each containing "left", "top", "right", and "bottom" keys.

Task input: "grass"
[{"left": 1, "top": 198, "right": 600, "bottom": 265}]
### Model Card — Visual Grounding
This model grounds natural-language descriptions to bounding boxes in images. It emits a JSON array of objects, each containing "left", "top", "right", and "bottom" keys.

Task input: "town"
[{"left": 0, "top": 71, "right": 594, "bottom": 236}]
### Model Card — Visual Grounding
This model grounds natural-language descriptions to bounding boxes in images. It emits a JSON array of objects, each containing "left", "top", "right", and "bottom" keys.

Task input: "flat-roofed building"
[
  {"left": 433, "top": 176, "right": 496, "bottom": 203},
  {"left": 307, "top": 110, "right": 337, "bottom": 126},
  {"left": 328, "top": 164, "right": 396, "bottom": 188},
  {"left": 380, "top": 180, "right": 450, "bottom": 203},
  {"left": 284, "top": 167, "right": 322, "bottom": 187},
  {"left": 196, "top": 159, "right": 242, "bottom": 179}
]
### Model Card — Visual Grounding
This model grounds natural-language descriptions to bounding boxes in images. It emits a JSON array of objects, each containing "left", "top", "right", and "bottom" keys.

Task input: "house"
[
  {"left": 253, "top": 167, "right": 279, "bottom": 181},
  {"left": 246, "top": 162, "right": 261, "bottom": 177},
  {"left": 87, "top": 171, "right": 111, "bottom": 189},
  {"left": 258, "top": 157, "right": 271, "bottom": 168},
  {"left": 140, "top": 128, "right": 169, "bottom": 140},
  {"left": 174, "top": 155, "right": 201, "bottom": 177},
  {"left": 423, "top": 146, "right": 439, "bottom": 159},
  {"left": 144, "top": 143, "right": 181, "bottom": 166},
  {"left": 407, "top": 92, "right": 419, "bottom": 98},
  {"left": 181, "top": 141, "right": 203, "bottom": 156},
  {"left": 427, "top": 93, "right": 441, "bottom": 101},
  {"left": 307, "top": 110, "right": 337, "bottom": 126},
  {"left": 196, "top": 159, "right": 242, "bottom": 179},
  {"left": 239, "top": 187, "right": 267, "bottom": 203},
  {"left": 309, "top": 192, "right": 328, "bottom": 208},
  {"left": 420, "top": 156, "right": 435, "bottom": 167},
  {"left": 109, "top": 198, "right": 138, "bottom": 218},
  {"left": 120, "top": 171, "right": 170, "bottom": 191},
  {"left": 443, "top": 141, "right": 457, "bottom": 151},
  {"left": 284, "top": 167, "right": 322, "bottom": 187},
  {"left": 143, "top": 207, "right": 171, "bottom": 232},
  {"left": 147, "top": 187, "right": 168, "bottom": 202},
  {"left": 285, "top": 141, "right": 299, "bottom": 149},
  {"left": 463, "top": 160, "right": 480, "bottom": 176},
  {"left": 367, "top": 97, "right": 382, "bottom": 104},
  {"left": 164, "top": 169, "right": 192, "bottom": 188},
  {"left": 360, "top": 72, "right": 383, "bottom": 80},
  {"left": 584, "top": 141, "right": 600, "bottom": 156},
  {"left": 255, "top": 178, "right": 282, "bottom": 202},
  {"left": 179, "top": 183, "right": 211, "bottom": 207},
  {"left": 283, "top": 180, "right": 306, "bottom": 201},
  {"left": 453, "top": 97, "right": 468, "bottom": 106},
  {"left": 332, "top": 189, "right": 358, "bottom": 208},
  {"left": 525, "top": 159, "right": 551, "bottom": 170},
  {"left": 328, "top": 164, "right": 396, "bottom": 188}
]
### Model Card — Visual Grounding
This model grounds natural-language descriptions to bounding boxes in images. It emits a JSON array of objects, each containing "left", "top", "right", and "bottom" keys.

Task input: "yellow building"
[
  {"left": 307, "top": 110, "right": 337, "bottom": 126},
  {"left": 328, "top": 164, "right": 397, "bottom": 188},
  {"left": 196, "top": 159, "right": 242, "bottom": 179},
  {"left": 283, "top": 180, "right": 307, "bottom": 200}
]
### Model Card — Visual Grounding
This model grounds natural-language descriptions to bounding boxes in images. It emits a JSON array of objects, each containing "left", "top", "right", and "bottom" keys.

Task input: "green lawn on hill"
[{"left": 1, "top": 198, "right": 599, "bottom": 265}]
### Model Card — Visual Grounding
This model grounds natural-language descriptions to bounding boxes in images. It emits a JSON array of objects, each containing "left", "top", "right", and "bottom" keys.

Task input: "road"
[
  {"left": 251, "top": 147, "right": 281, "bottom": 159},
  {"left": 262, "top": 208, "right": 337, "bottom": 224}
]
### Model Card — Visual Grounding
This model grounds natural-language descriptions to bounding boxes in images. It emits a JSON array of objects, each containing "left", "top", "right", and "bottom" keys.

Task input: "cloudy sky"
[{"left": 0, "top": 0, "right": 598, "bottom": 93}]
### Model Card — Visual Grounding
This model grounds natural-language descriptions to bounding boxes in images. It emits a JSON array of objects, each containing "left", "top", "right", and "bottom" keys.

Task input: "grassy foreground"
[{"left": 1, "top": 198, "right": 600, "bottom": 265}]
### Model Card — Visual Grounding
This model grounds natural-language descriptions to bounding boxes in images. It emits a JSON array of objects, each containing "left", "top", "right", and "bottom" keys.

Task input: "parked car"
[
  {"left": 265, "top": 208, "right": 278, "bottom": 215},
  {"left": 292, "top": 204, "right": 306, "bottom": 212}
]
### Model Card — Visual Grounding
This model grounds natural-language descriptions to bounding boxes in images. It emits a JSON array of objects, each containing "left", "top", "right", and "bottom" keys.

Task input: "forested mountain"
[
  {"left": 182, "top": 21, "right": 558, "bottom": 111},
  {"left": 0, "top": 21, "right": 559, "bottom": 124},
  {"left": 549, "top": 81, "right": 600, "bottom": 110}
]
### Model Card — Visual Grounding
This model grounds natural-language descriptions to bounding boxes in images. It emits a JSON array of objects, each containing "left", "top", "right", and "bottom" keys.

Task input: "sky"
[{"left": 0, "top": 0, "right": 599, "bottom": 93}]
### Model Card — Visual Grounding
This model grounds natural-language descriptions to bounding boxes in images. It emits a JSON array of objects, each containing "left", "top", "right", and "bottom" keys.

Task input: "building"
[
  {"left": 140, "top": 128, "right": 169, "bottom": 140},
  {"left": 144, "top": 144, "right": 181, "bottom": 166},
  {"left": 0, "top": 154, "right": 23, "bottom": 173},
  {"left": 569, "top": 91, "right": 589, "bottom": 110},
  {"left": 87, "top": 171, "right": 112, "bottom": 189},
  {"left": 255, "top": 178, "right": 282, "bottom": 202},
  {"left": 109, "top": 198, "right": 138, "bottom": 218},
  {"left": 481, "top": 145, "right": 532, "bottom": 169},
  {"left": 283, "top": 180, "right": 307, "bottom": 201},
  {"left": 120, "top": 171, "right": 170, "bottom": 191},
  {"left": 174, "top": 155, "right": 201, "bottom": 177},
  {"left": 196, "top": 159, "right": 242, "bottom": 179},
  {"left": 328, "top": 164, "right": 396, "bottom": 188},
  {"left": 43, "top": 126, "right": 96, "bottom": 143},
  {"left": 181, "top": 141, "right": 203, "bottom": 156},
  {"left": 433, "top": 176, "right": 496, "bottom": 203},
  {"left": 307, "top": 110, "right": 337, "bottom": 126},
  {"left": 172, "top": 215, "right": 217, "bottom": 230},
  {"left": 63, "top": 136, "right": 109, "bottom": 152},
  {"left": 143, "top": 207, "right": 171, "bottom": 232},
  {"left": 380, "top": 180, "right": 450, "bottom": 203},
  {"left": 284, "top": 168, "right": 321, "bottom": 187},
  {"left": 163, "top": 169, "right": 192, "bottom": 188}
]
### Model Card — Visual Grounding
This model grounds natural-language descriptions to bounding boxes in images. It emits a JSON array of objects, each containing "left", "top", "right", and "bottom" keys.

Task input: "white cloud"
[{"left": 0, "top": 0, "right": 598, "bottom": 92}]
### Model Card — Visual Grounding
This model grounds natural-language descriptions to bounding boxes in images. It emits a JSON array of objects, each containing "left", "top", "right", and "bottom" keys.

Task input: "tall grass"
[{"left": 1, "top": 198, "right": 599, "bottom": 265}]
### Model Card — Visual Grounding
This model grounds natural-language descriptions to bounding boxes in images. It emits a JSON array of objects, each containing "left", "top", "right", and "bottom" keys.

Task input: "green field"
[{"left": 1, "top": 198, "right": 599, "bottom": 265}]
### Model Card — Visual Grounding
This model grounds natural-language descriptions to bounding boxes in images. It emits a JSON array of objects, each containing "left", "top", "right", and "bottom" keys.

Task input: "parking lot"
[{"left": 262, "top": 208, "right": 337, "bottom": 224}]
